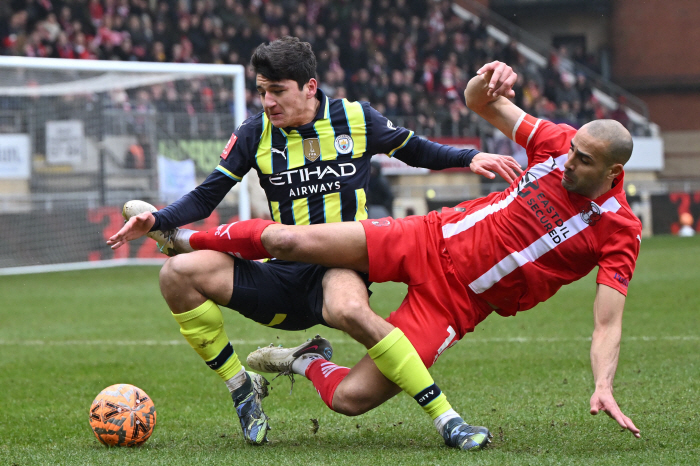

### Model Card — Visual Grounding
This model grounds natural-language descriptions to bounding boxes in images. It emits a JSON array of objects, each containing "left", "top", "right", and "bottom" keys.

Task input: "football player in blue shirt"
[{"left": 109, "top": 36, "right": 521, "bottom": 449}]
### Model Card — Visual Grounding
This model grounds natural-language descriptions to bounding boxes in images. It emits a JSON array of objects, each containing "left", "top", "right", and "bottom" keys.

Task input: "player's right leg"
[
  {"left": 123, "top": 200, "right": 369, "bottom": 271},
  {"left": 159, "top": 251, "right": 270, "bottom": 445},
  {"left": 121, "top": 200, "right": 269, "bottom": 443},
  {"left": 248, "top": 334, "right": 492, "bottom": 451},
  {"left": 183, "top": 219, "right": 371, "bottom": 271}
]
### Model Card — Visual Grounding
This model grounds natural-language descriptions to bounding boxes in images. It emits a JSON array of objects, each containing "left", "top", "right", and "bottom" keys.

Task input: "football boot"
[
  {"left": 246, "top": 335, "right": 333, "bottom": 376},
  {"left": 231, "top": 371, "right": 270, "bottom": 445},
  {"left": 122, "top": 200, "right": 193, "bottom": 256},
  {"left": 442, "top": 417, "right": 492, "bottom": 451}
]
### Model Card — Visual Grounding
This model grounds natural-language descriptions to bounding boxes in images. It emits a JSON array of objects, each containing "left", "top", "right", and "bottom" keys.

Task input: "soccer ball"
[{"left": 89, "top": 384, "right": 157, "bottom": 447}]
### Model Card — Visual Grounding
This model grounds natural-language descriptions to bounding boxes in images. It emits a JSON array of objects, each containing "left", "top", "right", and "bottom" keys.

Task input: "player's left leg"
[
  {"left": 319, "top": 268, "right": 392, "bottom": 348},
  {"left": 330, "top": 355, "right": 492, "bottom": 451},
  {"left": 248, "top": 328, "right": 492, "bottom": 450},
  {"left": 319, "top": 269, "right": 457, "bottom": 423},
  {"left": 303, "top": 295, "right": 492, "bottom": 451}
]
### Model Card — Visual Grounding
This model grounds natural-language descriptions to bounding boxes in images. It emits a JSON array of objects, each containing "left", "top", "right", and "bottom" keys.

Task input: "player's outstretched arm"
[
  {"left": 106, "top": 211, "right": 155, "bottom": 250},
  {"left": 465, "top": 61, "right": 524, "bottom": 141},
  {"left": 589, "top": 284, "right": 641, "bottom": 438}
]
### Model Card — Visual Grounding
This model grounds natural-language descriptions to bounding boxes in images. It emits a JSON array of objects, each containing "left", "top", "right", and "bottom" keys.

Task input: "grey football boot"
[
  {"left": 442, "top": 417, "right": 493, "bottom": 451},
  {"left": 230, "top": 371, "right": 271, "bottom": 445}
]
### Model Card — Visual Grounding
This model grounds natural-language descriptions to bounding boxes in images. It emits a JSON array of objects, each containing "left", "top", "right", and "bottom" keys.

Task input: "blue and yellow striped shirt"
[{"left": 216, "top": 90, "right": 414, "bottom": 225}]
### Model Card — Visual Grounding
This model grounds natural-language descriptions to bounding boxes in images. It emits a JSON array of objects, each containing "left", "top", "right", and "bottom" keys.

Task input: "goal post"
[{"left": 0, "top": 57, "right": 249, "bottom": 273}]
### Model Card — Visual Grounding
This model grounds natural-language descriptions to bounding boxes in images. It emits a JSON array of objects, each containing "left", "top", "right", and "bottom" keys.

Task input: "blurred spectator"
[
  {"left": 554, "top": 72, "right": 580, "bottom": 106},
  {"left": 678, "top": 213, "right": 695, "bottom": 237},
  {"left": 610, "top": 96, "right": 631, "bottom": 130},
  {"left": 0, "top": 0, "right": 644, "bottom": 138},
  {"left": 125, "top": 142, "right": 145, "bottom": 169}
]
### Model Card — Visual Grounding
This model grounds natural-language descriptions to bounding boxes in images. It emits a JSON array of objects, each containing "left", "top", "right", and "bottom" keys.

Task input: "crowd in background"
[{"left": 1, "top": 0, "right": 638, "bottom": 139}]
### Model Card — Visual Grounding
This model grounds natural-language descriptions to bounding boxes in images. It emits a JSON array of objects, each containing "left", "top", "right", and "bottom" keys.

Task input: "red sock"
[
  {"left": 189, "top": 218, "right": 275, "bottom": 260},
  {"left": 304, "top": 359, "right": 350, "bottom": 411}
]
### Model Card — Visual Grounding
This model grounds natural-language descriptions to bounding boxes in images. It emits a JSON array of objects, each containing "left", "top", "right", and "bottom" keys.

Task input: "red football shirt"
[{"left": 440, "top": 115, "right": 642, "bottom": 316}]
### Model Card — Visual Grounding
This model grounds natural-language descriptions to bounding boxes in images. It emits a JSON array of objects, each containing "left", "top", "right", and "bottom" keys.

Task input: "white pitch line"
[{"left": 0, "top": 335, "right": 696, "bottom": 346}]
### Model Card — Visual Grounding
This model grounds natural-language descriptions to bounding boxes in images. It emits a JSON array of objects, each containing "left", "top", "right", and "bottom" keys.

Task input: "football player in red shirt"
[{"left": 112, "top": 60, "right": 642, "bottom": 446}]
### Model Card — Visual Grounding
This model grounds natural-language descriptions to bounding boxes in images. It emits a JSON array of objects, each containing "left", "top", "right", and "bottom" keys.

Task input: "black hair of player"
[{"left": 250, "top": 36, "right": 317, "bottom": 90}]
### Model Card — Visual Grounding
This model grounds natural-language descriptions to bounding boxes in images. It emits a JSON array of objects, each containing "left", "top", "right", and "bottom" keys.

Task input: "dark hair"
[{"left": 250, "top": 36, "right": 317, "bottom": 90}]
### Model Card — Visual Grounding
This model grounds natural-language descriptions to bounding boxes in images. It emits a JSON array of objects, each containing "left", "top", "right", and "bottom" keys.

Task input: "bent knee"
[
  {"left": 328, "top": 299, "right": 372, "bottom": 329},
  {"left": 159, "top": 251, "right": 222, "bottom": 287},
  {"left": 159, "top": 254, "right": 190, "bottom": 283},
  {"left": 264, "top": 228, "right": 301, "bottom": 257},
  {"left": 159, "top": 251, "right": 234, "bottom": 311}
]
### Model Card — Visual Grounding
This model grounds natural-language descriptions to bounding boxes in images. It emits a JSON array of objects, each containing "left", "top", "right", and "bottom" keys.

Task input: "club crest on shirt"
[
  {"left": 334, "top": 134, "right": 354, "bottom": 155},
  {"left": 516, "top": 171, "right": 540, "bottom": 198},
  {"left": 580, "top": 202, "right": 602, "bottom": 226},
  {"left": 303, "top": 138, "right": 321, "bottom": 162}
]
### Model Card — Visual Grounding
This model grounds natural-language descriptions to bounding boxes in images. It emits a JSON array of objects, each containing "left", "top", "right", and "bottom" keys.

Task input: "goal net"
[{"left": 0, "top": 57, "right": 247, "bottom": 272}]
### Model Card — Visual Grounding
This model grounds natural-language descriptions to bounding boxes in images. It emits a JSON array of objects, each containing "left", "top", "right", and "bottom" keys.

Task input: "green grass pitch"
[{"left": 1, "top": 235, "right": 698, "bottom": 465}]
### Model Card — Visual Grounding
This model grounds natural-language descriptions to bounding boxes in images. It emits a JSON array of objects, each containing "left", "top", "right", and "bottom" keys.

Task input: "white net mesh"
[{"left": 0, "top": 59, "right": 245, "bottom": 269}]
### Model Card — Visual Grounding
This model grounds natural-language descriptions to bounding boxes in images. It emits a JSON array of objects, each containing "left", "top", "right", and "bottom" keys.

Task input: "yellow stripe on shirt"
[
  {"left": 354, "top": 188, "right": 368, "bottom": 220},
  {"left": 215, "top": 165, "right": 242, "bottom": 181},
  {"left": 286, "top": 129, "right": 305, "bottom": 169},
  {"left": 292, "top": 197, "right": 310, "bottom": 225},
  {"left": 314, "top": 117, "right": 338, "bottom": 161},
  {"left": 323, "top": 192, "right": 342, "bottom": 223},
  {"left": 343, "top": 100, "right": 367, "bottom": 158},
  {"left": 269, "top": 201, "right": 281, "bottom": 223},
  {"left": 256, "top": 114, "right": 273, "bottom": 174}
]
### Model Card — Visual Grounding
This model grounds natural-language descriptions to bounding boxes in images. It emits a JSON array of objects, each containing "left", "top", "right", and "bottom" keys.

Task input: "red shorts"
[{"left": 361, "top": 212, "right": 493, "bottom": 368}]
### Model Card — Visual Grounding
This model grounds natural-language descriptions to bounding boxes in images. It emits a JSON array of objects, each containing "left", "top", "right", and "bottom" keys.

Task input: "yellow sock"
[
  {"left": 173, "top": 300, "right": 242, "bottom": 381},
  {"left": 368, "top": 328, "right": 452, "bottom": 420}
]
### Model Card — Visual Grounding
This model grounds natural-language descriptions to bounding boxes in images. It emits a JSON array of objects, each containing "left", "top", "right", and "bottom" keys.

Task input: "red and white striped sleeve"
[
  {"left": 513, "top": 114, "right": 575, "bottom": 167},
  {"left": 511, "top": 112, "right": 541, "bottom": 149}
]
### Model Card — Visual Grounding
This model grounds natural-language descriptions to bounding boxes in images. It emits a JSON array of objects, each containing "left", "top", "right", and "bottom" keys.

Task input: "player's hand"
[
  {"left": 590, "top": 389, "right": 641, "bottom": 438},
  {"left": 106, "top": 211, "right": 155, "bottom": 250},
  {"left": 470, "top": 152, "right": 523, "bottom": 184},
  {"left": 476, "top": 61, "right": 518, "bottom": 98}
]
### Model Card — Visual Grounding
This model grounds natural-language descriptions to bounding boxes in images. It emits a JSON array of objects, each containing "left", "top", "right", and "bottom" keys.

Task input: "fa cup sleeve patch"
[{"left": 221, "top": 134, "right": 238, "bottom": 160}]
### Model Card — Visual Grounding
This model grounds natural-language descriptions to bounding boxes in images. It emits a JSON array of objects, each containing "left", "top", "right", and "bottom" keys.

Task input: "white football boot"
[
  {"left": 247, "top": 335, "right": 333, "bottom": 392},
  {"left": 247, "top": 335, "right": 333, "bottom": 375},
  {"left": 122, "top": 200, "right": 194, "bottom": 256}
]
